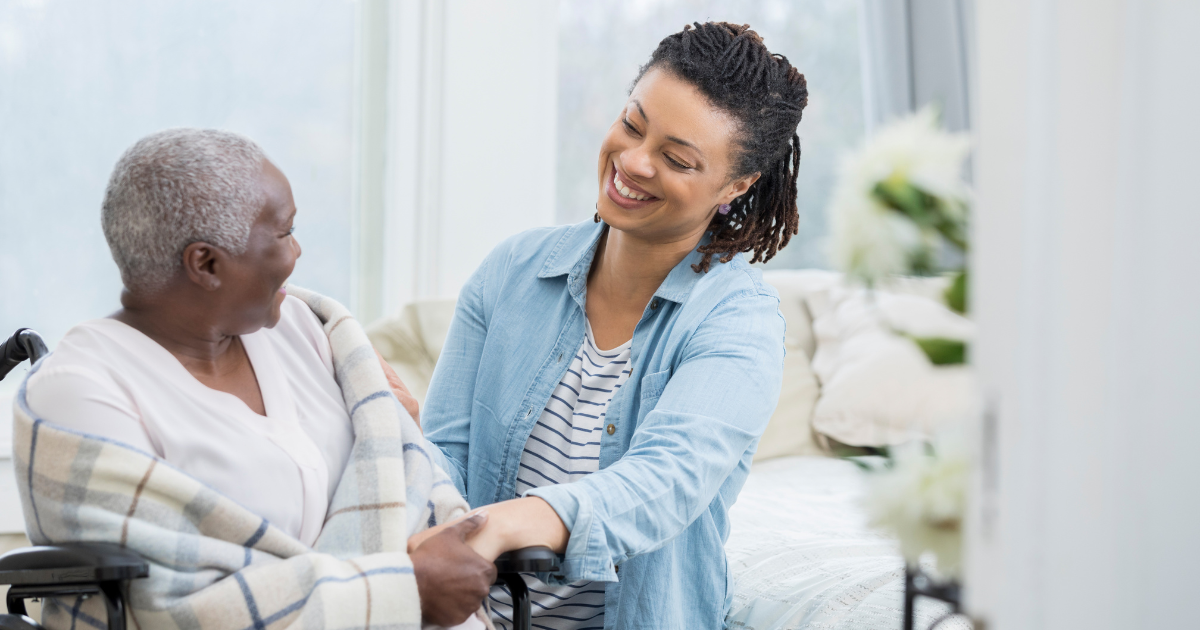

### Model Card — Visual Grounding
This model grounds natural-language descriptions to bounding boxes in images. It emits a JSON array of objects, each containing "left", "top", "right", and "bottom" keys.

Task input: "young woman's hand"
[
  {"left": 374, "top": 348, "right": 421, "bottom": 430},
  {"left": 409, "top": 513, "right": 497, "bottom": 626}
]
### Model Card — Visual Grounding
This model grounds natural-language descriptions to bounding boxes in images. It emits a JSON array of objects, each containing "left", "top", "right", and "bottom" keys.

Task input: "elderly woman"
[{"left": 20, "top": 129, "right": 493, "bottom": 628}]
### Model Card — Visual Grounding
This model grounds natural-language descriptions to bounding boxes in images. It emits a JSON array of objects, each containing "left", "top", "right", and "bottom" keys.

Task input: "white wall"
[
  {"left": 967, "top": 1, "right": 1200, "bottom": 627},
  {"left": 379, "top": 0, "right": 558, "bottom": 317}
]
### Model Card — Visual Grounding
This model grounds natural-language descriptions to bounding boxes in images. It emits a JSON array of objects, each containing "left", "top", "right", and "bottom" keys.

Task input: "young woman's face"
[{"left": 595, "top": 67, "right": 758, "bottom": 243}]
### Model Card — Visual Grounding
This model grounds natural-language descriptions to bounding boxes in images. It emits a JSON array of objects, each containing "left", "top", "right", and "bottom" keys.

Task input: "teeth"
[{"left": 614, "top": 172, "right": 650, "bottom": 201}]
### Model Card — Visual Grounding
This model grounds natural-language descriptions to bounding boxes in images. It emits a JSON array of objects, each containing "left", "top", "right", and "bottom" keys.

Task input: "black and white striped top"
[{"left": 489, "top": 323, "right": 632, "bottom": 630}]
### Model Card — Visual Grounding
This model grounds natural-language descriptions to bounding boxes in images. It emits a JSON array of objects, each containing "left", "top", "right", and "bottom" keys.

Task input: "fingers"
[
  {"left": 448, "top": 512, "right": 488, "bottom": 540},
  {"left": 372, "top": 348, "right": 422, "bottom": 426},
  {"left": 398, "top": 394, "right": 421, "bottom": 429}
]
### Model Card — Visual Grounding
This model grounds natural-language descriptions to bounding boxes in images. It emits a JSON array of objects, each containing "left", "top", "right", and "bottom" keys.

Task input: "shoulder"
[
  {"left": 32, "top": 319, "right": 140, "bottom": 375},
  {"left": 691, "top": 255, "right": 782, "bottom": 317},
  {"left": 476, "top": 223, "right": 586, "bottom": 276},
  {"left": 24, "top": 321, "right": 137, "bottom": 415}
]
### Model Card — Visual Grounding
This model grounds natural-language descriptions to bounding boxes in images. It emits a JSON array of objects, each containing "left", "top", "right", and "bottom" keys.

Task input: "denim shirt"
[{"left": 422, "top": 220, "right": 785, "bottom": 630}]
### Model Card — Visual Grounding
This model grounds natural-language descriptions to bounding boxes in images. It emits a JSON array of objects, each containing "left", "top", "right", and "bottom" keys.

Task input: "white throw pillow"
[
  {"left": 807, "top": 285, "right": 976, "bottom": 447},
  {"left": 366, "top": 298, "right": 458, "bottom": 405},
  {"left": 753, "top": 270, "right": 844, "bottom": 461}
]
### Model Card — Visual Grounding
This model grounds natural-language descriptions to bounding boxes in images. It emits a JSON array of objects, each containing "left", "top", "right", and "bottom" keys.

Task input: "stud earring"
[{"left": 718, "top": 204, "right": 732, "bottom": 215}]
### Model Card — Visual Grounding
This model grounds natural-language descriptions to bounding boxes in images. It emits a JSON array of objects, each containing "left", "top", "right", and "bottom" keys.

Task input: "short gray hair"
[{"left": 101, "top": 128, "right": 267, "bottom": 293}]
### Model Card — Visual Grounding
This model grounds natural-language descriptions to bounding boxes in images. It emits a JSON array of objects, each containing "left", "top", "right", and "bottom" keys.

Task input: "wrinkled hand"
[
  {"left": 410, "top": 514, "right": 497, "bottom": 627},
  {"left": 375, "top": 349, "right": 421, "bottom": 430}
]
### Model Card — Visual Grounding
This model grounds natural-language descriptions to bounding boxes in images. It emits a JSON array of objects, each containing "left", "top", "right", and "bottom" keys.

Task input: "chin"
[{"left": 263, "top": 293, "right": 286, "bottom": 329}]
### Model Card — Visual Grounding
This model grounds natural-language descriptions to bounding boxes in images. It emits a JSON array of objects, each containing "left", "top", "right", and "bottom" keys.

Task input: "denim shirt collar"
[{"left": 537, "top": 220, "right": 722, "bottom": 306}]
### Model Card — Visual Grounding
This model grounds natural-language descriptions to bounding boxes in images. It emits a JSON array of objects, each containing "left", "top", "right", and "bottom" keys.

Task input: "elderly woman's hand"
[
  {"left": 375, "top": 349, "right": 421, "bottom": 430},
  {"left": 410, "top": 513, "right": 497, "bottom": 626}
]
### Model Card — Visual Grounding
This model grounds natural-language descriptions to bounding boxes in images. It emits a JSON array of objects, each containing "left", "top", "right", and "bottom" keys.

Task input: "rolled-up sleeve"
[{"left": 526, "top": 291, "right": 786, "bottom": 582}]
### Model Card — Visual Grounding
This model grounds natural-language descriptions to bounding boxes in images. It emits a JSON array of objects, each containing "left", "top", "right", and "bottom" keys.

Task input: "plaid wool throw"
[{"left": 10, "top": 287, "right": 472, "bottom": 630}]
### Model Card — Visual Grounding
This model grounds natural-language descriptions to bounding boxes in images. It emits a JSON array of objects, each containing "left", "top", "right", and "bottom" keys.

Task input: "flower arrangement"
[
  {"left": 863, "top": 433, "right": 969, "bottom": 578},
  {"left": 827, "top": 107, "right": 974, "bottom": 579},
  {"left": 830, "top": 107, "right": 972, "bottom": 363},
  {"left": 829, "top": 107, "right": 971, "bottom": 290}
]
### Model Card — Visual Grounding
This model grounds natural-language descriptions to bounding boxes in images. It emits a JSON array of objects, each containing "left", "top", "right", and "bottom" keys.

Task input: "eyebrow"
[{"left": 630, "top": 99, "right": 704, "bottom": 156}]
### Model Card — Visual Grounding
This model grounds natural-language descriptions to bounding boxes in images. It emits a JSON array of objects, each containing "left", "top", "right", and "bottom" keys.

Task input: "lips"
[
  {"left": 613, "top": 167, "right": 656, "bottom": 201},
  {"left": 605, "top": 163, "right": 659, "bottom": 209}
]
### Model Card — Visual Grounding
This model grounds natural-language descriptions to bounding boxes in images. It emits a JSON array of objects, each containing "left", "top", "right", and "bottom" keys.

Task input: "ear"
[
  {"left": 181, "top": 242, "right": 223, "bottom": 291},
  {"left": 721, "top": 172, "right": 761, "bottom": 204}
]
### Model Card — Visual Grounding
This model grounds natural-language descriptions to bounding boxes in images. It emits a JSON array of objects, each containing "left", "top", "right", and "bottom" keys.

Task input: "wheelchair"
[{"left": 0, "top": 328, "right": 554, "bottom": 630}]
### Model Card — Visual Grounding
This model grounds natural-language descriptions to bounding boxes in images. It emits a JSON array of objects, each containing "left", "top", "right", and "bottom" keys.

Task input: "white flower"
[
  {"left": 863, "top": 430, "right": 970, "bottom": 577},
  {"left": 829, "top": 107, "right": 972, "bottom": 283}
]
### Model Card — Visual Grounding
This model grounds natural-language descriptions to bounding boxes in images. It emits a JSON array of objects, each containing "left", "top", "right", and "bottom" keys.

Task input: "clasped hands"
[
  {"left": 376, "top": 351, "right": 569, "bottom": 625},
  {"left": 408, "top": 498, "right": 570, "bottom": 626}
]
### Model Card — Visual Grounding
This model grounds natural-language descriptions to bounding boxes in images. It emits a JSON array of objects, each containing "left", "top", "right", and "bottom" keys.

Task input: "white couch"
[{"left": 368, "top": 269, "right": 973, "bottom": 630}]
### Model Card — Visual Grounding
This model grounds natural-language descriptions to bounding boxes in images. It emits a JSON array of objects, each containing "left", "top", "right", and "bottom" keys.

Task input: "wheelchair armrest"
[
  {"left": 0, "top": 614, "right": 42, "bottom": 630},
  {"left": 494, "top": 546, "right": 559, "bottom": 574},
  {"left": 0, "top": 543, "right": 149, "bottom": 586}
]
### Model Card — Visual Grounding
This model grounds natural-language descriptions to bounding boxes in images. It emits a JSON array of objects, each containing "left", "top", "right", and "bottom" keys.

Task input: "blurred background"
[
  {"left": 1, "top": 0, "right": 971, "bottom": 355},
  {"left": 2, "top": 1, "right": 1199, "bottom": 629}
]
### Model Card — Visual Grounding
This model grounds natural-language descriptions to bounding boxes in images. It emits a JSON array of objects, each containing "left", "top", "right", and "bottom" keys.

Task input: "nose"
[
  {"left": 292, "top": 233, "right": 302, "bottom": 260},
  {"left": 622, "top": 143, "right": 656, "bottom": 179}
]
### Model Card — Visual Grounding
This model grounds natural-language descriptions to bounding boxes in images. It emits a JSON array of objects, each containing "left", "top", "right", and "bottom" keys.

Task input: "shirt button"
[
  {"left": 557, "top": 353, "right": 564, "bottom": 363},
  {"left": 650, "top": 299, "right": 659, "bottom": 310},
  {"left": 606, "top": 424, "right": 616, "bottom": 435}
]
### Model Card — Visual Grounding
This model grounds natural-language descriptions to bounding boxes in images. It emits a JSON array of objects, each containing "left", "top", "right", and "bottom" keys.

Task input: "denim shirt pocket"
[{"left": 639, "top": 369, "right": 672, "bottom": 406}]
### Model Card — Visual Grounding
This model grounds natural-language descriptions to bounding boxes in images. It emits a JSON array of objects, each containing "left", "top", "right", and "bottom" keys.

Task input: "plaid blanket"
[{"left": 10, "top": 287, "right": 471, "bottom": 630}]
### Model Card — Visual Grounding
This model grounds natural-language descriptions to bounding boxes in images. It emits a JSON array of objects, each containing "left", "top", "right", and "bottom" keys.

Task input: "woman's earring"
[
  {"left": 594, "top": 203, "right": 601, "bottom": 223},
  {"left": 718, "top": 204, "right": 732, "bottom": 215}
]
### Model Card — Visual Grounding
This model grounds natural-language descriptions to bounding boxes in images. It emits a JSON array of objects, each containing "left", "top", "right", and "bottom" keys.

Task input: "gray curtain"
[{"left": 858, "top": 0, "right": 975, "bottom": 133}]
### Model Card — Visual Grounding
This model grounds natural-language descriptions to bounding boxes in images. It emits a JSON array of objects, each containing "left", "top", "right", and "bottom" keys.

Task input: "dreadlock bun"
[{"left": 636, "top": 22, "right": 809, "bottom": 272}]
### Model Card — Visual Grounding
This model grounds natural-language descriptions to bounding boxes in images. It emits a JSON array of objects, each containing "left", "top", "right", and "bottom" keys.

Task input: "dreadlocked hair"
[{"left": 636, "top": 22, "right": 808, "bottom": 272}]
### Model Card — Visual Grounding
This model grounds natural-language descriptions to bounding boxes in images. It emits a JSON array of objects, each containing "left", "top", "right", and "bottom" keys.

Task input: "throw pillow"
[{"left": 807, "top": 285, "right": 975, "bottom": 447}]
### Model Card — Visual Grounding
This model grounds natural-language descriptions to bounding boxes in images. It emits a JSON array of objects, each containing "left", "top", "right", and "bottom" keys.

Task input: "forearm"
[
  {"left": 410, "top": 497, "right": 569, "bottom": 562},
  {"left": 466, "top": 497, "right": 569, "bottom": 560}
]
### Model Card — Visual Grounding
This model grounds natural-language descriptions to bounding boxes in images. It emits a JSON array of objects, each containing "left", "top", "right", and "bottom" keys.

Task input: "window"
[
  {"left": 0, "top": 0, "right": 358, "bottom": 394},
  {"left": 556, "top": 0, "right": 866, "bottom": 269}
]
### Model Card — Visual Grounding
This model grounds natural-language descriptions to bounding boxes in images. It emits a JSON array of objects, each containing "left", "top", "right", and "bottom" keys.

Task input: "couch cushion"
[
  {"left": 806, "top": 284, "right": 975, "bottom": 446},
  {"left": 365, "top": 298, "right": 457, "bottom": 404}
]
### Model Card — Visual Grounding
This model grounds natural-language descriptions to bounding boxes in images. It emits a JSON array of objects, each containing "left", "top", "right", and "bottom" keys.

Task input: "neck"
[
  {"left": 588, "top": 224, "right": 704, "bottom": 305},
  {"left": 112, "top": 288, "right": 238, "bottom": 368}
]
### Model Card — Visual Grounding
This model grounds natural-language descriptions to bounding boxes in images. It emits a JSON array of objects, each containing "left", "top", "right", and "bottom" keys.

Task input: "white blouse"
[{"left": 23, "top": 296, "right": 355, "bottom": 546}]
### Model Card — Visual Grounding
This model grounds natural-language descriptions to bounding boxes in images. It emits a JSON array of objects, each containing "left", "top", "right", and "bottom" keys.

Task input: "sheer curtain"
[
  {"left": 0, "top": 0, "right": 358, "bottom": 387},
  {"left": 556, "top": 0, "right": 867, "bottom": 270},
  {"left": 0, "top": 1, "right": 359, "bottom": 531},
  {"left": 858, "top": 0, "right": 974, "bottom": 133}
]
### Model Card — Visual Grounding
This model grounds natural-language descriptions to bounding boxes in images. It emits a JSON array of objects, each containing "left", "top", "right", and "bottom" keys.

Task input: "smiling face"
[
  {"left": 217, "top": 159, "right": 302, "bottom": 332},
  {"left": 595, "top": 68, "right": 760, "bottom": 244}
]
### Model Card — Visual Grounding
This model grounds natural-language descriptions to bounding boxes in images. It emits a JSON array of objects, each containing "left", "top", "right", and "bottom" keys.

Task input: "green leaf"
[
  {"left": 872, "top": 179, "right": 939, "bottom": 228},
  {"left": 945, "top": 270, "right": 968, "bottom": 314},
  {"left": 911, "top": 336, "right": 967, "bottom": 365}
]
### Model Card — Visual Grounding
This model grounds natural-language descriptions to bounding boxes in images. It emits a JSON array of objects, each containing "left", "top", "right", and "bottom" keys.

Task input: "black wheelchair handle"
[{"left": 0, "top": 329, "right": 48, "bottom": 382}]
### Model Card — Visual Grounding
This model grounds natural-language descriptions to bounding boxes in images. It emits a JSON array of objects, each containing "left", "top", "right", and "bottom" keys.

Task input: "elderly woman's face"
[{"left": 221, "top": 159, "right": 301, "bottom": 332}]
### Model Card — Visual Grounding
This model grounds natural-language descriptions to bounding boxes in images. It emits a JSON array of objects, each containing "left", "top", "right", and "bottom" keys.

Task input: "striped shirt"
[{"left": 489, "top": 322, "right": 632, "bottom": 630}]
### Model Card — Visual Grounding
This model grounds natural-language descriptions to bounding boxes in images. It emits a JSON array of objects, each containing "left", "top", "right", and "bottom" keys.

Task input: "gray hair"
[{"left": 101, "top": 128, "right": 267, "bottom": 293}]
